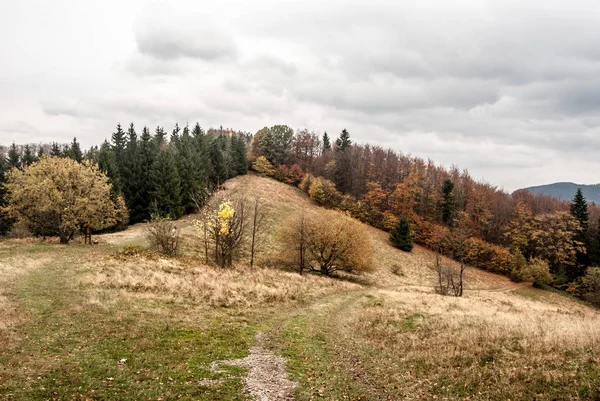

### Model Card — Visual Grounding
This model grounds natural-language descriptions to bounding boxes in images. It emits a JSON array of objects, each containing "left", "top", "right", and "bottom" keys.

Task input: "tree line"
[
  {"left": 249, "top": 125, "right": 600, "bottom": 302},
  {"left": 0, "top": 123, "right": 249, "bottom": 234}
]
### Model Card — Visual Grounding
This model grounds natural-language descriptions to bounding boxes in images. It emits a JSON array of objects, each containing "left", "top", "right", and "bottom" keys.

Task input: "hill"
[
  {"left": 1, "top": 175, "right": 600, "bottom": 400},
  {"left": 519, "top": 182, "right": 600, "bottom": 204}
]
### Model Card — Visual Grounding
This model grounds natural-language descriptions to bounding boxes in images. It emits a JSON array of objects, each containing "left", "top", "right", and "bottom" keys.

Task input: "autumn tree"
[
  {"left": 3, "top": 157, "right": 128, "bottom": 243},
  {"left": 252, "top": 156, "right": 276, "bottom": 177},
  {"left": 249, "top": 198, "right": 266, "bottom": 268},
  {"left": 251, "top": 125, "right": 294, "bottom": 166},
  {"left": 281, "top": 210, "right": 373, "bottom": 276},
  {"left": 196, "top": 196, "right": 249, "bottom": 268}
]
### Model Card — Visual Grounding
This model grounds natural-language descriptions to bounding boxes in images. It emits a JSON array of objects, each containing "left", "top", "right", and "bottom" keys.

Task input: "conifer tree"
[
  {"left": 7, "top": 143, "right": 20, "bottom": 169},
  {"left": 154, "top": 126, "right": 166, "bottom": 148},
  {"left": 209, "top": 138, "right": 227, "bottom": 188},
  {"left": 150, "top": 147, "right": 182, "bottom": 219},
  {"left": 442, "top": 179, "right": 455, "bottom": 226},
  {"left": 176, "top": 125, "right": 206, "bottom": 212},
  {"left": 111, "top": 123, "right": 127, "bottom": 194},
  {"left": 570, "top": 188, "right": 590, "bottom": 273},
  {"left": 96, "top": 140, "right": 120, "bottom": 193},
  {"left": 68, "top": 137, "right": 83, "bottom": 163},
  {"left": 170, "top": 123, "right": 181, "bottom": 147},
  {"left": 390, "top": 216, "right": 414, "bottom": 252},
  {"left": 570, "top": 188, "right": 589, "bottom": 232},
  {"left": 37, "top": 145, "right": 45, "bottom": 159},
  {"left": 333, "top": 129, "right": 352, "bottom": 194},
  {"left": 121, "top": 123, "right": 145, "bottom": 223},
  {"left": 137, "top": 126, "right": 156, "bottom": 219},
  {"left": 231, "top": 135, "right": 248, "bottom": 176},
  {"left": 22, "top": 145, "right": 36, "bottom": 166},
  {"left": 322, "top": 132, "right": 331, "bottom": 151},
  {"left": 50, "top": 142, "right": 62, "bottom": 157}
]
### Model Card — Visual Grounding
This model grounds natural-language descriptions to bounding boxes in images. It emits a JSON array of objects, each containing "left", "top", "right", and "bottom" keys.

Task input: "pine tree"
[
  {"left": 570, "top": 188, "right": 590, "bottom": 274},
  {"left": 154, "top": 126, "right": 166, "bottom": 148},
  {"left": 138, "top": 126, "right": 156, "bottom": 219},
  {"left": 111, "top": 123, "right": 127, "bottom": 194},
  {"left": 390, "top": 216, "right": 414, "bottom": 252},
  {"left": 150, "top": 147, "right": 182, "bottom": 219},
  {"left": 50, "top": 142, "right": 62, "bottom": 157},
  {"left": 333, "top": 129, "right": 352, "bottom": 193},
  {"left": 7, "top": 143, "right": 20, "bottom": 169},
  {"left": 170, "top": 123, "right": 181, "bottom": 147},
  {"left": 570, "top": 188, "right": 589, "bottom": 232},
  {"left": 209, "top": 138, "right": 227, "bottom": 188},
  {"left": 68, "top": 137, "right": 83, "bottom": 163},
  {"left": 97, "top": 140, "right": 120, "bottom": 193},
  {"left": 22, "top": 145, "right": 36, "bottom": 166},
  {"left": 322, "top": 132, "right": 331, "bottom": 151},
  {"left": 37, "top": 145, "right": 45, "bottom": 159},
  {"left": 122, "top": 123, "right": 145, "bottom": 223},
  {"left": 231, "top": 135, "right": 248, "bottom": 176},
  {"left": 176, "top": 125, "right": 206, "bottom": 213},
  {"left": 442, "top": 179, "right": 455, "bottom": 226},
  {"left": 335, "top": 129, "right": 351, "bottom": 150}
]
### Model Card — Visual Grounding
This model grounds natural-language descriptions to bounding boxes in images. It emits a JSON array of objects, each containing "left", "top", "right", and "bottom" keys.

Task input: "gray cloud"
[{"left": 3, "top": 0, "right": 600, "bottom": 190}]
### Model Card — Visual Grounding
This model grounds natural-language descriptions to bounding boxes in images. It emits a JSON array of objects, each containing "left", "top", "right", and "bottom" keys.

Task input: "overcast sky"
[{"left": 2, "top": 0, "right": 600, "bottom": 191}]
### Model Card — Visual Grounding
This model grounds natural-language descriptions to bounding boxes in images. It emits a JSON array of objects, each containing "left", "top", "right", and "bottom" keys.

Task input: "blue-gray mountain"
[{"left": 518, "top": 182, "right": 600, "bottom": 204}]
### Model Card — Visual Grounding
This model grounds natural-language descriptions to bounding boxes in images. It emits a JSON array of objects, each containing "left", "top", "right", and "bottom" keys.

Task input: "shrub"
[
  {"left": 390, "top": 216, "right": 413, "bottom": 252},
  {"left": 299, "top": 173, "right": 314, "bottom": 193},
  {"left": 580, "top": 267, "right": 600, "bottom": 306},
  {"left": 308, "top": 177, "right": 340, "bottom": 207},
  {"left": 147, "top": 217, "right": 181, "bottom": 256},
  {"left": 520, "top": 258, "right": 553, "bottom": 285},
  {"left": 276, "top": 164, "right": 305, "bottom": 186},
  {"left": 252, "top": 156, "right": 276, "bottom": 177},
  {"left": 280, "top": 210, "right": 373, "bottom": 276}
]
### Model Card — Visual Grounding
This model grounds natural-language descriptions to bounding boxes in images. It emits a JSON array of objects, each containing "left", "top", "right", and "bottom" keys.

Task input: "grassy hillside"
[
  {"left": 1, "top": 175, "right": 599, "bottom": 400},
  {"left": 520, "top": 182, "right": 600, "bottom": 203}
]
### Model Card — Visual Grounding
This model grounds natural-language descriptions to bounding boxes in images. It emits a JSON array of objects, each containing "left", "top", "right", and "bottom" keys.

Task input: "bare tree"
[
  {"left": 435, "top": 252, "right": 465, "bottom": 297},
  {"left": 434, "top": 213, "right": 471, "bottom": 297},
  {"left": 249, "top": 198, "right": 267, "bottom": 268}
]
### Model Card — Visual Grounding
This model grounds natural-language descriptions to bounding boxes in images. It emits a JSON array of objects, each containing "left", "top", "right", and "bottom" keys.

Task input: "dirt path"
[{"left": 212, "top": 332, "right": 298, "bottom": 401}]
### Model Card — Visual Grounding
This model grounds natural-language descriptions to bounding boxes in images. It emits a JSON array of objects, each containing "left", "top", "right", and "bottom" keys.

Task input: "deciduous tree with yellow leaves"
[{"left": 3, "top": 156, "right": 128, "bottom": 243}]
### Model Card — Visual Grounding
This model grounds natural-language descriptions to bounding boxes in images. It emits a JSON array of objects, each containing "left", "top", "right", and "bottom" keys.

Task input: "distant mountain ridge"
[{"left": 518, "top": 182, "right": 600, "bottom": 204}]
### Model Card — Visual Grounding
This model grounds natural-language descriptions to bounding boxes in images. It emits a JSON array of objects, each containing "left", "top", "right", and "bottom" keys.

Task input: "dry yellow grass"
[{"left": 81, "top": 255, "right": 358, "bottom": 309}]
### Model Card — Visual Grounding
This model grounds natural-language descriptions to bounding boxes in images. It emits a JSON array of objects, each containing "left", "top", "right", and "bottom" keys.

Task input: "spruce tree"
[
  {"left": 50, "top": 142, "right": 62, "bottom": 157},
  {"left": 209, "top": 138, "right": 227, "bottom": 188},
  {"left": 7, "top": 143, "right": 20, "bottom": 169},
  {"left": 176, "top": 125, "right": 206, "bottom": 212},
  {"left": 37, "top": 145, "right": 45, "bottom": 159},
  {"left": 138, "top": 126, "right": 156, "bottom": 219},
  {"left": 441, "top": 179, "right": 455, "bottom": 226},
  {"left": 22, "top": 145, "right": 36, "bottom": 166},
  {"left": 111, "top": 123, "right": 127, "bottom": 194},
  {"left": 322, "top": 132, "right": 331, "bottom": 151},
  {"left": 150, "top": 147, "right": 183, "bottom": 219},
  {"left": 170, "top": 123, "right": 181, "bottom": 147},
  {"left": 570, "top": 188, "right": 589, "bottom": 232},
  {"left": 122, "top": 123, "right": 145, "bottom": 223},
  {"left": 154, "top": 126, "right": 166, "bottom": 148},
  {"left": 333, "top": 129, "right": 352, "bottom": 193},
  {"left": 97, "top": 140, "right": 120, "bottom": 193},
  {"left": 390, "top": 216, "right": 414, "bottom": 252},
  {"left": 68, "top": 137, "right": 83, "bottom": 163},
  {"left": 570, "top": 188, "right": 591, "bottom": 275},
  {"left": 231, "top": 134, "right": 248, "bottom": 176}
]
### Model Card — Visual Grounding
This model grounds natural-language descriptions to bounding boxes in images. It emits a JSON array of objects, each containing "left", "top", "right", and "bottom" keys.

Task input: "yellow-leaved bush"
[{"left": 3, "top": 156, "right": 128, "bottom": 243}]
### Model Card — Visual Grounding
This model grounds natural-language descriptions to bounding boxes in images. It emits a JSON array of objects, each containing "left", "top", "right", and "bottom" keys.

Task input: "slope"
[{"left": 0, "top": 175, "right": 599, "bottom": 401}]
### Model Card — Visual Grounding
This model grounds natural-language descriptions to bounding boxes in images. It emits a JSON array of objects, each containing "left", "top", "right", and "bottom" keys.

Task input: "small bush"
[
  {"left": 119, "top": 243, "right": 144, "bottom": 257},
  {"left": 252, "top": 156, "right": 276, "bottom": 177},
  {"left": 308, "top": 177, "right": 340, "bottom": 207},
  {"left": 147, "top": 217, "right": 181, "bottom": 256},
  {"left": 520, "top": 258, "right": 553, "bottom": 285}
]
